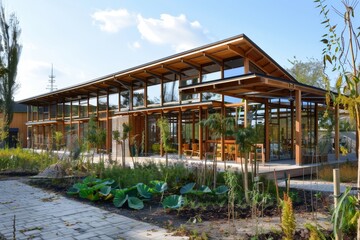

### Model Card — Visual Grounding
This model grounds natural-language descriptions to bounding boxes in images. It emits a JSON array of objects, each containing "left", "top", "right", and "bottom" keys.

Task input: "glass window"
[
  {"left": 133, "top": 89, "right": 144, "bottom": 107},
  {"left": 120, "top": 91, "right": 129, "bottom": 109},
  {"left": 147, "top": 84, "right": 161, "bottom": 106},
  {"left": 224, "top": 57, "right": 244, "bottom": 78},
  {"left": 64, "top": 102, "right": 71, "bottom": 118},
  {"left": 57, "top": 103, "right": 63, "bottom": 118},
  {"left": 80, "top": 99, "right": 88, "bottom": 118},
  {"left": 72, "top": 100, "right": 79, "bottom": 117},
  {"left": 89, "top": 97, "right": 97, "bottom": 114},
  {"left": 250, "top": 62, "right": 265, "bottom": 74},
  {"left": 98, "top": 95, "right": 107, "bottom": 111},
  {"left": 202, "top": 92, "right": 221, "bottom": 101},
  {"left": 163, "top": 80, "right": 179, "bottom": 103},
  {"left": 109, "top": 93, "right": 119, "bottom": 111},
  {"left": 202, "top": 63, "right": 221, "bottom": 82},
  {"left": 50, "top": 105, "right": 56, "bottom": 119}
]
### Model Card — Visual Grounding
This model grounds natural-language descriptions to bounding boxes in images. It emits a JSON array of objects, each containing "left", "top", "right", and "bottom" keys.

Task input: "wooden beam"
[
  {"left": 265, "top": 100, "right": 270, "bottom": 162},
  {"left": 227, "top": 44, "right": 245, "bottom": 57},
  {"left": 162, "top": 65, "right": 186, "bottom": 77},
  {"left": 203, "top": 52, "right": 222, "bottom": 66},
  {"left": 181, "top": 59, "right": 201, "bottom": 71}
]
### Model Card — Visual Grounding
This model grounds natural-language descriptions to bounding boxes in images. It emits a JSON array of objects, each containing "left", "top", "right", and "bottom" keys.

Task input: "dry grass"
[{"left": 318, "top": 162, "right": 357, "bottom": 183}]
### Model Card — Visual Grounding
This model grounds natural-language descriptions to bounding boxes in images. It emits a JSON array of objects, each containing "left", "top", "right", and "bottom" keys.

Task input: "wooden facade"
[{"left": 18, "top": 34, "right": 335, "bottom": 165}]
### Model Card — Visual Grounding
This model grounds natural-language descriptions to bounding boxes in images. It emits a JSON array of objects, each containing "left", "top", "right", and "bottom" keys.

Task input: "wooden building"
[{"left": 18, "top": 34, "right": 340, "bottom": 165}]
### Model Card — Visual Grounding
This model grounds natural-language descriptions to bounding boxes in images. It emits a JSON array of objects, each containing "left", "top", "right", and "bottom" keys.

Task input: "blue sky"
[{"left": 3, "top": 0, "right": 351, "bottom": 100}]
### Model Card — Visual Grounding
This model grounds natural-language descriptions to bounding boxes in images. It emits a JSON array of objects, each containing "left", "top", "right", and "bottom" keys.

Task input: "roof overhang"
[{"left": 17, "top": 34, "right": 297, "bottom": 106}]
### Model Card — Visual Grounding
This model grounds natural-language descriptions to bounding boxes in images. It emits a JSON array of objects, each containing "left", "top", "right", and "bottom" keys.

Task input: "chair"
[
  {"left": 192, "top": 143, "right": 200, "bottom": 157},
  {"left": 183, "top": 143, "right": 192, "bottom": 157}
]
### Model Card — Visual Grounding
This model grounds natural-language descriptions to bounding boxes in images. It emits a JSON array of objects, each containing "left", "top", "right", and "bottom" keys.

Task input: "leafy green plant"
[
  {"left": 162, "top": 195, "right": 184, "bottom": 209},
  {"left": 332, "top": 187, "right": 359, "bottom": 236},
  {"left": 304, "top": 223, "right": 326, "bottom": 240}
]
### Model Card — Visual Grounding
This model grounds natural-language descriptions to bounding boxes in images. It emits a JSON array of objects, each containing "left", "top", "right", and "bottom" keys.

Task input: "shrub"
[
  {"left": 318, "top": 161, "right": 357, "bottom": 182},
  {"left": 0, "top": 148, "right": 58, "bottom": 173}
]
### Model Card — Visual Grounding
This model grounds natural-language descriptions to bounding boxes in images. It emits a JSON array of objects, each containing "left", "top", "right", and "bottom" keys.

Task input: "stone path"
[{"left": 0, "top": 180, "right": 187, "bottom": 240}]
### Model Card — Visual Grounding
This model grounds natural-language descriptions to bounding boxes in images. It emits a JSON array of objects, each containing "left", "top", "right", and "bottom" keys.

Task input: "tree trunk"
[
  {"left": 244, "top": 152, "right": 249, "bottom": 203},
  {"left": 122, "top": 141, "right": 126, "bottom": 168},
  {"left": 356, "top": 106, "right": 360, "bottom": 240}
]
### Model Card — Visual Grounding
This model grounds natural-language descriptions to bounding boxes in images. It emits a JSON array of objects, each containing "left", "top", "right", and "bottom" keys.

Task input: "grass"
[
  {"left": 0, "top": 148, "right": 59, "bottom": 173},
  {"left": 317, "top": 161, "right": 357, "bottom": 182}
]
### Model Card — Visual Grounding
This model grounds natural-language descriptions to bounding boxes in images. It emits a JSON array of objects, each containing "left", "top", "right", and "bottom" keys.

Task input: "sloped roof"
[{"left": 18, "top": 34, "right": 298, "bottom": 106}]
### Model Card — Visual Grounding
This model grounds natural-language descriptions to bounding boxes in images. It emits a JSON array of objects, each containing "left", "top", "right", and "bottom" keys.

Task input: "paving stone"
[{"left": 0, "top": 180, "right": 186, "bottom": 240}]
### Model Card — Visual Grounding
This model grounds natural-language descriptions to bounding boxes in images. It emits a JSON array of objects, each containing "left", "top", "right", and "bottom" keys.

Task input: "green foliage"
[
  {"left": 136, "top": 183, "right": 152, "bottom": 199},
  {"left": 180, "top": 182, "right": 196, "bottom": 195},
  {"left": 53, "top": 131, "right": 63, "bottom": 151},
  {"left": 281, "top": 193, "right": 296, "bottom": 240},
  {"left": 304, "top": 223, "right": 326, "bottom": 240},
  {"left": 128, "top": 196, "right": 144, "bottom": 210},
  {"left": 0, "top": 6, "right": 21, "bottom": 135},
  {"left": 332, "top": 187, "right": 360, "bottom": 235},
  {"left": 162, "top": 195, "right": 184, "bottom": 209},
  {"left": 287, "top": 57, "right": 324, "bottom": 88},
  {"left": 318, "top": 162, "right": 357, "bottom": 183},
  {"left": 0, "top": 148, "right": 58, "bottom": 173}
]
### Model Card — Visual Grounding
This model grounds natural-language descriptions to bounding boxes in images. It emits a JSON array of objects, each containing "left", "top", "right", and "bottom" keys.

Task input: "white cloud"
[
  {"left": 132, "top": 41, "right": 141, "bottom": 49},
  {"left": 137, "top": 14, "right": 209, "bottom": 52},
  {"left": 92, "top": 8, "right": 134, "bottom": 33}
]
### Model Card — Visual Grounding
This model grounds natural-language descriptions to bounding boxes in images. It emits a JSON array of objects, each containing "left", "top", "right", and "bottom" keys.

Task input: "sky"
[{"left": 2, "top": 0, "right": 353, "bottom": 101}]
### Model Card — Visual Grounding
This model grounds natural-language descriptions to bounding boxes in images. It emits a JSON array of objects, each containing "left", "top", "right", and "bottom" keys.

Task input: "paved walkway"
[
  {"left": 0, "top": 180, "right": 187, "bottom": 240},
  {"left": 278, "top": 179, "right": 357, "bottom": 194}
]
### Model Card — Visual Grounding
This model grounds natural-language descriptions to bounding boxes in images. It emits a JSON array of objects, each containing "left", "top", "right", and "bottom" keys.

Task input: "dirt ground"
[{"left": 14, "top": 175, "right": 345, "bottom": 240}]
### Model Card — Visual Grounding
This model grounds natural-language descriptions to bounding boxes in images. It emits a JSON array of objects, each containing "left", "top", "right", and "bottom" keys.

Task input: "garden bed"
[{"left": 23, "top": 176, "right": 344, "bottom": 239}]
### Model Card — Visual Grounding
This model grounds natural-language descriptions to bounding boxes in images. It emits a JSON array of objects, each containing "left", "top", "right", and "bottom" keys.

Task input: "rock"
[{"left": 36, "top": 163, "right": 66, "bottom": 178}]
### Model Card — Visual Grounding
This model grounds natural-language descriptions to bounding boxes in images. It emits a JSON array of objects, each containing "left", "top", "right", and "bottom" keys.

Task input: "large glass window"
[
  {"left": 202, "top": 92, "right": 221, "bottom": 101},
  {"left": 163, "top": 80, "right": 179, "bottom": 103},
  {"left": 89, "top": 97, "right": 97, "bottom": 114},
  {"left": 64, "top": 102, "right": 71, "bottom": 118},
  {"left": 98, "top": 95, "right": 107, "bottom": 111},
  {"left": 202, "top": 63, "right": 221, "bottom": 82},
  {"left": 180, "top": 78, "right": 199, "bottom": 103},
  {"left": 80, "top": 99, "right": 88, "bottom": 118},
  {"left": 147, "top": 82, "right": 161, "bottom": 106},
  {"left": 72, "top": 100, "right": 79, "bottom": 117},
  {"left": 109, "top": 93, "right": 119, "bottom": 111},
  {"left": 133, "top": 89, "right": 144, "bottom": 107},
  {"left": 224, "top": 57, "right": 244, "bottom": 77},
  {"left": 120, "top": 90, "right": 129, "bottom": 110},
  {"left": 57, "top": 103, "right": 63, "bottom": 118},
  {"left": 50, "top": 104, "right": 56, "bottom": 119}
]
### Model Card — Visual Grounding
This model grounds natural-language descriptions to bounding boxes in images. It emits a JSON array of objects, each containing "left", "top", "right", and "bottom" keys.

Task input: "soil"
[{"left": 1, "top": 174, "right": 356, "bottom": 239}]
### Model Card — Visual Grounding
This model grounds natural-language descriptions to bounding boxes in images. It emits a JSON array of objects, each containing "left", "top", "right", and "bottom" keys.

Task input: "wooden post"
[
  {"left": 333, "top": 169, "right": 342, "bottom": 240},
  {"left": 265, "top": 100, "right": 270, "bottom": 162},
  {"left": 335, "top": 105, "right": 340, "bottom": 160},
  {"left": 178, "top": 110, "right": 182, "bottom": 159},
  {"left": 144, "top": 114, "right": 148, "bottom": 155},
  {"left": 199, "top": 107, "right": 203, "bottom": 159},
  {"left": 295, "top": 90, "right": 302, "bottom": 165}
]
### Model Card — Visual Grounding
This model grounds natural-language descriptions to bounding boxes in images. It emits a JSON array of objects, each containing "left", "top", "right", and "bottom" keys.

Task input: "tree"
[
  {"left": 236, "top": 125, "right": 258, "bottom": 203},
  {"left": 315, "top": 0, "right": 360, "bottom": 237},
  {"left": 287, "top": 57, "right": 325, "bottom": 89},
  {"left": 157, "top": 116, "right": 171, "bottom": 166},
  {"left": 200, "top": 113, "right": 234, "bottom": 188},
  {"left": 0, "top": 6, "right": 21, "bottom": 139},
  {"left": 112, "top": 122, "right": 131, "bottom": 167}
]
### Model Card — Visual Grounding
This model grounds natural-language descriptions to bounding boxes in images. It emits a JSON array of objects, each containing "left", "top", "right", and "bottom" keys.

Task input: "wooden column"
[
  {"left": 199, "top": 107, "right": 203, "bottom": 159},
  {"left": 244, "top": 58, "right": 250, "bottom": 74},
  {"left": 314, "top": 103, "right": 318, "bottom": 147},
  {"left": 290, "top": 100, "right": 294, "bottom": 159},
  {"left": 335, "top": 105, "right": 340, "bottom": 160},
  {"left": 221, "top": 103, "right": 225, "bottom": 161},
  {"left": 106, "top": 92, "right": 110, "bottom": 153},
  {"left": 178, "top": 110, "right": 182, "bottom": 158},
  {"left": 265, "top": 100, "right": 270, "bottom": 162},
  {"left": 295, "top": 90, "right": 302, "bottom": 165},
  {"left": 144, "top": 114, "right": 148, "bottom": 155}
]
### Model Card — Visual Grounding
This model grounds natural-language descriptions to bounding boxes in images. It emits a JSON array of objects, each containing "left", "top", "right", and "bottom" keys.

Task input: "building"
[
  {"left": 18, "top": 34, "right": 342, "bottom": 165},
  {"left": 0, "top": 102, "right": 27, "bottom": 148}
]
